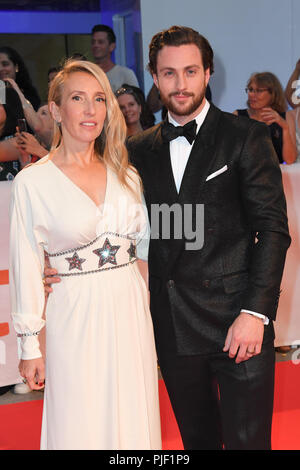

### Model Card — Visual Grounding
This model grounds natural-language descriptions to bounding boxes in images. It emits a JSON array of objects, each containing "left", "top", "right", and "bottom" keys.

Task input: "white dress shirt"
[
  {"left": 168, "top": 99, "right": 210, "bottom": 192},
  {"left": 167, "top": 99, "right": 268, "bottom": 325}
]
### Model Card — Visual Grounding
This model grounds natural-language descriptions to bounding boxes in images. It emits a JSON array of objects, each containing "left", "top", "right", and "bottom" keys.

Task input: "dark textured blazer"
[{"left": 128, "top": 104, "right": 291, "bottom": 356}]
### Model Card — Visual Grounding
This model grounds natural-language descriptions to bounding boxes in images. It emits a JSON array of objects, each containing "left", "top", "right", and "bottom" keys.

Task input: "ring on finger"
[{"left": 22, "top": 378, "right": 27, "bottom": 384}]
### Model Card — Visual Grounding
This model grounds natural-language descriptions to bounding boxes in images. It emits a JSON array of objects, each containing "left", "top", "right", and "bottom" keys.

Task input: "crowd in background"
[{"left": 0, "top": 24, "right": 299, "bottom": 183}]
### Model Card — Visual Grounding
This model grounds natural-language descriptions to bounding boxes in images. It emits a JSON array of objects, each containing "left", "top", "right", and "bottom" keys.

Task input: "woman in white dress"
[{"left": 9, "top": 60, "right": 161, "bottom": 450}]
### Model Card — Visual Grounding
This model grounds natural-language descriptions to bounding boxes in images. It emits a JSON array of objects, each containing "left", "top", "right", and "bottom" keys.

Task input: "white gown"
[{"left": 9, "top": 156, "right": 161, "bottom": 450}]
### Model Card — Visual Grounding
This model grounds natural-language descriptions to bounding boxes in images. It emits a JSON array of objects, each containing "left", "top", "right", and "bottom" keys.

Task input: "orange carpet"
[
  {"left": 272, "top": 360, "right": 300, "bottom": 450},
  {"left": 0, "top": 361, "right": 299, "bottom": 450},
  {"left": 0, "top": 270, "right": 9, "bottom": 285}
]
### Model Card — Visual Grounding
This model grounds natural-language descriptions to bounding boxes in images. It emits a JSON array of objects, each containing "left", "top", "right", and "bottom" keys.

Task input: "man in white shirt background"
[{"left": 91, "top": 24, "right": 139, "bottom": 93}]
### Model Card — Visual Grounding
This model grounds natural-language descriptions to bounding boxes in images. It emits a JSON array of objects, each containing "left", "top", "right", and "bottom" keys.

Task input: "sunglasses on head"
[{"left": 115, "top": 86, "right": 135, "bottom": 97}]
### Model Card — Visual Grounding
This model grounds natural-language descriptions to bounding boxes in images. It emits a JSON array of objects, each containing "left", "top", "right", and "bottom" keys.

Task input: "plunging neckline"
[{"left": 48, "top": 159, "right": 109, "bottom": 210}]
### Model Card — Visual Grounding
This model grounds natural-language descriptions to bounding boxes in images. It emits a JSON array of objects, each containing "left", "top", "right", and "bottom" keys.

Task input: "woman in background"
[
  {"left": 116, "top": 84, "right": 155, "bottom": 136},
  {"left": 0, "top": 46, "right": 40, "bottom": 110},
  {"left": 234, "top": 72, "right": 296, "bottom": 164}
]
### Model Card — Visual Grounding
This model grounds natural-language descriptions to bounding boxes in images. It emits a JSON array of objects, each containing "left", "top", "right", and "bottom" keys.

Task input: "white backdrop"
[
  {"left": 140, "top": 0, "right": 300, "bottom": 113},
  {"left": 0, "top": 182, "right": 20, "bottom": 387}
]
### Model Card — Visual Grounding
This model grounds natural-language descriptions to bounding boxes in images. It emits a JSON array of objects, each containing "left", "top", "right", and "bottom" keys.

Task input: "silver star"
[
  {"left": 65, "top": 251, "right": 86, "bottom": 271},
  {"left": 127, "top": 242, "right": 136, "bottom": 261},
  {"left": 93, "top": 238, "right": 120, "bottom": 267}
]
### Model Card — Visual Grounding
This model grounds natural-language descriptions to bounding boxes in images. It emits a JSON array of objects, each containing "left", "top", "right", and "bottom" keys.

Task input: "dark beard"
[{"left": 160, "top": 89, "right": 206, "bottom": 117}]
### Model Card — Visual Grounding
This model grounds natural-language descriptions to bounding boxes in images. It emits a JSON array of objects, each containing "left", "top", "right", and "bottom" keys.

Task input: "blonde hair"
[
  {"left": 247, "top": 72, "right": 287, "bottom": 114},
  {"left": 48, "top": 59, "right": 141, "bottom": 199}
]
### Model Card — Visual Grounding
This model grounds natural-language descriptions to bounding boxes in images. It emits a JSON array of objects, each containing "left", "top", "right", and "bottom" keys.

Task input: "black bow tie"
[{"left": 161, "top": 119, "right": 197, "bottom": 145}]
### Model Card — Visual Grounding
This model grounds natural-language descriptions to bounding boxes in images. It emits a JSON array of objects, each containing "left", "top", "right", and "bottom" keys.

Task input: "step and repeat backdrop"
[{"left": 0, "top": 182, "right": 20, "bottom": 387}]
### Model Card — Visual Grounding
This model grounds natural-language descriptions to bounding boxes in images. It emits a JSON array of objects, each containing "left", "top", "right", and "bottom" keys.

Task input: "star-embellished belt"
[{"left": 44, "top": 232, "right": 137, "bottom": 277}]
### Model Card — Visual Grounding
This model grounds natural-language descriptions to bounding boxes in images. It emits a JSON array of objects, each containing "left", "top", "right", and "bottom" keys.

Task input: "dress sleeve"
[{"left": 9, "top": 175, "right": 46, "bottom": 360}]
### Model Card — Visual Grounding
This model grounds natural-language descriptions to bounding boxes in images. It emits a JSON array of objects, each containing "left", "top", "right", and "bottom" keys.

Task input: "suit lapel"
[
  {"left": 150, "top": 120, "right": 178, "bottom": 204},
  {"left": 178, "top": 104, "right": 222, "bottom": 204}
]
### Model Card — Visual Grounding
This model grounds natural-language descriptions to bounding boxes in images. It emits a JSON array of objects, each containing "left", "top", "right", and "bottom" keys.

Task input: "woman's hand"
[
  {"left": 3, "top": 77, "right": 23, "bottom": 99},
  {"left": 43, "top": 253, "right": 61, "bottom": 295},
  {"left": 19, "top": 357, "right": 45, "bottom": 390},
  {"left": 0, "top": 133, "right": 31, "bottom": 167},
  {"left": 15, "top": 131, "right": 47, "bottom": 158},
  {"left": 260, "top": 108, "right": 297, "bottom": 164},
  {"left": 260, "top": 107, "right": 287, "bottom": 129}
]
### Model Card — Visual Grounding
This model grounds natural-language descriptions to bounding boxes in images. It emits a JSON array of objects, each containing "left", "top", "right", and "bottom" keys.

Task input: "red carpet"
[
  {"left": 272, "top": 360, "right": 300, "bottom": 450},
  {"left": 0, "top": 400, "right": 43, "bottom": 450},
  {"left": 0, "top": 361, "right": 299, "bottom": 450},
  {"left": 0, "top": 269, "right": 9, "bottom": 285}
]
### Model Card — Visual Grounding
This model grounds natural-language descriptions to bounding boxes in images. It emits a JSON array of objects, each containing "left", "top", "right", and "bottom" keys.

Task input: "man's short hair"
[
  {"left": 91, "top": 24, "right": 116, "bottom": 44},
  {"left": 148, "top": 25, "right": 214, "bottom": 75}
]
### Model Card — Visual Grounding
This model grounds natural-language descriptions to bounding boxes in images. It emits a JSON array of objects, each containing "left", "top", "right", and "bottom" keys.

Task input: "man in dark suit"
[{"left": 127, "top": 25, "right": 290, "bottom": 450}]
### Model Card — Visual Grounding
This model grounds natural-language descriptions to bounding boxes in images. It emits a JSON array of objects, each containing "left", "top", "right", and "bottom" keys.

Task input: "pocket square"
[{"left": 206, "top": 165, "right": 228, "bottom": 181}]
